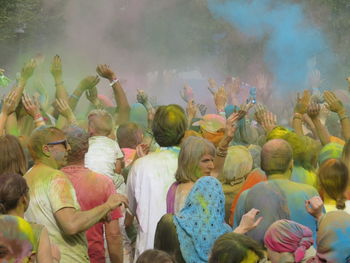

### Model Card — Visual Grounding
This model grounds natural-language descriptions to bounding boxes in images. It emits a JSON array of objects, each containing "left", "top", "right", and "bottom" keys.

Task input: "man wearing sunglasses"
[{"left": 24, "top": 126, "right": 128, "bottom": 263}]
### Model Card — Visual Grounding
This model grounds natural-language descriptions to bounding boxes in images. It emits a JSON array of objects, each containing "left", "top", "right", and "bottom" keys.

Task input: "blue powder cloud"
[{"left": 207, "top": 0, "right": 333, "bottom": 92}]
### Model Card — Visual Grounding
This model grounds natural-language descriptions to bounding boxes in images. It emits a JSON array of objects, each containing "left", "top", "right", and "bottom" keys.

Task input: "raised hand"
[
  {"left": 22, "top": 93, "right": 41, "bottom": 119},
  {"left": 234, "top": 208, "right": 263, "bottom": 234},
  {"left": 208, "top": 78, "right": 218, "bottom": 95},
  {"left": 79, "top": 75, "right": 100, "bottom": 91},
  {"left": 324, "top": 90, "right": 345, "bottom": 114},
  {"left": 136, "top": 143, "right": 150, "bottom": 158},
  {"left": 50, "top": 55, "right": 62, "bottom": 80},
  {"left": 1, "top": 90, "right": 18, "bottom": 116},
  {"left": 294, "top": 90, "right": 311, "bottom": 114},
  {"left": 106, "top": 193, "right": 129, "bottom": 210},
  {"left": 186, "top": 99, "right": 197, "bottom": 120},
  {"left": 96, "top": 64, "right": 116, "bottom": 81},
  {"left": 305, "top": 196, "right": 324, "bottom": 220},
  {"left": 307, "top": 103, "right": 321, "bottom": 119},
  {"left": 214, "top": 86, "right": 227, "bottom": 112},
  {"left": 21, "top": 59, "right": 37, "bottom": 81},
  {"left": 137, "top": 89, "right": 148, "bottom": 105},
  {"left": 180, "top": 84, "right": 194, "bottom": 103},
  {"left": 254, "top": 103, "right": 266, "bottom": 125},
  {"left": 260, "top": 111, "right": 277, "bottom": 133},
  {"left": 87, "top": 86, "right": 101, "bottom": 105},
  {"left": 55, "top": 98, "right": 74, "bottom": 120},
  {"left": 225, "top": 112, "right": 241, "bottom": 138}
]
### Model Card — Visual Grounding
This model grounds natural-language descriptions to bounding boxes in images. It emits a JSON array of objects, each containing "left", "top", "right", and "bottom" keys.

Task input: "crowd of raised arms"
[{"left": 1, "top": 55, "right": 350, "bottom": 263}]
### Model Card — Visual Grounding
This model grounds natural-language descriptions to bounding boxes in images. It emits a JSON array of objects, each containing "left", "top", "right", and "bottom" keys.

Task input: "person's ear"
[
  {"left": 42, "top": 144, "right": 51, "bottom": 157},
  {"left": 23, "top": 193, "right": 30, "bottom": 211}
]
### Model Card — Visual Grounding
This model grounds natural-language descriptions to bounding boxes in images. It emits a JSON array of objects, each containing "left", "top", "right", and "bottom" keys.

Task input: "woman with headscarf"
[
  {"left": 220, "top": 145, "right": 254, "bottom": 223},
  {"left": 155, "top": 176, "right": 262, "bottom": 263},
  {"left": 264, "top": 219, "right": 316, "bottom": 263}
]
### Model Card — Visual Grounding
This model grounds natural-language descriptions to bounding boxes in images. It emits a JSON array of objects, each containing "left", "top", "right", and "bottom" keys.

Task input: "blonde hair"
[
  {"left": 222, "top": 146, "right": 253, "bottom": 183},
  {"left": 175, "top": 136, "right": 215, "bottom": 183},
  {"left": 28, "top": 126, "right": 65, "bottom": 161},
  {"left": 88, "top": 109, "right": 114, "bottom": 136}
]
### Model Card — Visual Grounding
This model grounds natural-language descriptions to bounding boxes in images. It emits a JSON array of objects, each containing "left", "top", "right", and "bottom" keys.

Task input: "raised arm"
[
  {"left": 324, "top": 91, "right": 350, "bottom": 140},
  {"left": 22, "top": 94, "right": 46, "bottom": 128},
  {"left": 96, "top": 64, "right": 130, "bottom": 125},
  {"left": 69, "top": 75, "right": 100, "bottom": 111},
  {"left": 0, "top": 90, "right": 18, "bottom": 135},
  {"left": 307, "top": 103, "right": 330, "bottom": 145},
  {"left": 55, "top": 98, "right": 78, "bottom": 129},
  {"left": 54, "top": 193, "right": 128, "bottom": 236},
  {"left": 50, "top": 55, "right": 69, "bottom": 103},
  {"left": 212, "top": 112, "right": 241, "bottom": 178},
  {"left": 293, "top": 90, "right": 311, "bottom": 136}
]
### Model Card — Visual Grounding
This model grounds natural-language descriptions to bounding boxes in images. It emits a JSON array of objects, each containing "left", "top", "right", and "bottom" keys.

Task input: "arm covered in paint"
[
  {"left": 324, "top": 91, "right": 350, "bottom": 141},
  {"left": 50, "top": 55, "right": 70, "bottom": 106},
  {"left": 69, "top": 75, "right": 100, "bottom": 111},
  {"left": 307, "top": 103, "right": 331, "bottom": 145},
  {"left": 0, "top": 90, "right": 18, "bottom": 135}
]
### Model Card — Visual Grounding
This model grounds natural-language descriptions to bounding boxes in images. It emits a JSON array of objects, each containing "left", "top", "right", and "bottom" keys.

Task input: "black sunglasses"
[{"left": 46, "top": 139, "right": 69, "bottom": 149}]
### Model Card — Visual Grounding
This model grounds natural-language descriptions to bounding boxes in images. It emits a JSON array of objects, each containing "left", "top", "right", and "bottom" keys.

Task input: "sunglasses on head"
[{"left": 46, "top": 139, "right": 68, "bottom": 149}]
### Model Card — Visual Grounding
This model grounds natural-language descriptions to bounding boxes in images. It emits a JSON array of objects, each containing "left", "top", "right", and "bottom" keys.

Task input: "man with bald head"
[{"left": 233, "top": 139, "right": 321, "bottom": 245}]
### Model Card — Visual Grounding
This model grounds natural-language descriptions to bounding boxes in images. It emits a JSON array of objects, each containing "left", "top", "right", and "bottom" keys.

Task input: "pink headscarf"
[{"left": 264, "top": 219, "right": 314, "bottom": 263}]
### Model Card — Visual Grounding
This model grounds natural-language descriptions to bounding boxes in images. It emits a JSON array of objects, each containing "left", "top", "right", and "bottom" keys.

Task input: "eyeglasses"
[{"left": 46, "top": 139, "right": 69, "bottom": 149}]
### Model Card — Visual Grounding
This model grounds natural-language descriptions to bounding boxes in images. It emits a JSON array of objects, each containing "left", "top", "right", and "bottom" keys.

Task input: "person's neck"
[
  {"left": 267, "top": 172, "right": 290, "bottom": 181},
  {"left": 36, "top": 157, "right": 58, "bottom": 170},
  {"left": 66, "top": 160, "right": 84, "bottom": 166},
  {"left": 7, "top": 207, "right": 25, "bottom": 218}
]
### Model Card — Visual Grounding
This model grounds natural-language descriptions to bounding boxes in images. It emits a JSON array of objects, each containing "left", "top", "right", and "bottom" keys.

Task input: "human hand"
[
  {"left": 22, "top": 93, "right": 41, "bottom": 119},
  {"left": 186, "top": 99, "right": 197, "bottom": 119},
  {"left": 214, "top": 86, "right": 227, "bottom": 112},
  {"left": 136, "top": 143, "right": 149, "bottom": 158},
  {"left": 305, "top": 196, "right": 324, "bottom": 220},
  {"left": 50, "top": 243, "right": 61, "bottom": 263},
  {"left": 79, "top": 75, "right": 100, "bottom": 91},
  {"left": 86, "top": 86, "right": 99, "bottom": 106},
  {"left": 208, "top": 78, "right": 218, "bottom": 95},
  {"left": 254, "top": 103, "right": 266, "bottom": 124},
  {"left": 260, "top": 111, "right": 277, "bottom": 133},
  {"left": 308, "top": 69, "right": 323, "bottom": 90},
  {"left": 239, "top": 101, "right": 254, "bottom": 117},
  {"left": 294, "top": 90, "right": 311, "bottom": 114},
  {"left": 324, "top": 90, "right": 345, "bottom": 114},
  {"left": 307, "top": 103, "right": 321, "bottom": 119},
  {"left": 234, "top": 208, "right": 263, "bottom": 234},
  {"left": 137, "top": 89, "right": 148, "bottom": 105},
  {"left": 106, "top": 194, "right": 129, "bottom": 210},
  {"left": 55, "top": 98, "right": 74, "bottom": 120},
  {"left": 225, "top": 112, "right": 241, "bottom": 138},
  {"left": 1, "top": 90, "right": 18, "bottom": 116},
  {"left": 50, "top": 55, "right": 62, "bottom": 80},
  {"left": 96, "top": 64, "right": 116, "bottom": 81},
  {"left": 21, "top": 59, "right": 37, "bottom": 81},
  {"left": 180, "top": 84, "right": 194, "bottom": 103}
]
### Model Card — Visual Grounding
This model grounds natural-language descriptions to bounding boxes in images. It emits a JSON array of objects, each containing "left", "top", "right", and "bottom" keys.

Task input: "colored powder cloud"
[{"left": 207, "top": 0, "right": 333, "bottom": 92}]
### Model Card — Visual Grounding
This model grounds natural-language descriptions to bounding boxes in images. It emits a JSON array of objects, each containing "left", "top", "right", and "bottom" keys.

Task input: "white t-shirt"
[
  {"left": 85, "top": 136, "right": 124, "bottom": 179},
  {"left": 127, "top": 147, "right": 179, "bottom": 261}
]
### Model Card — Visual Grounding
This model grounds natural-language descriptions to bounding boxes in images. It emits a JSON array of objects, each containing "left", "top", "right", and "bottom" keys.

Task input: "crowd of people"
[{"left": 0, "top": 55, "right": 350, "bottom": 263}]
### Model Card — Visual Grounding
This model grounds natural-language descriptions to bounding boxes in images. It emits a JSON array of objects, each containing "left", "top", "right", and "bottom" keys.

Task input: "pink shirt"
[{"left": 61, "top": 165, "right": 122, "bottom": 263}]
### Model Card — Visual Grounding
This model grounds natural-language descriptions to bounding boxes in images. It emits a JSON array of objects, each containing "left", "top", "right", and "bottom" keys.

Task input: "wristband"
[
  {"left": 34, "top": 117, "right": 44, "bottom": 123},
  {"left": 55, "top": 81, "right": 64, "bottom": 86},
  {"left": 70, "top": 94, "right": 79, "bottom": 100},
  {"left": 109, "top": 78, "right": 119, "bottom": 87}
]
